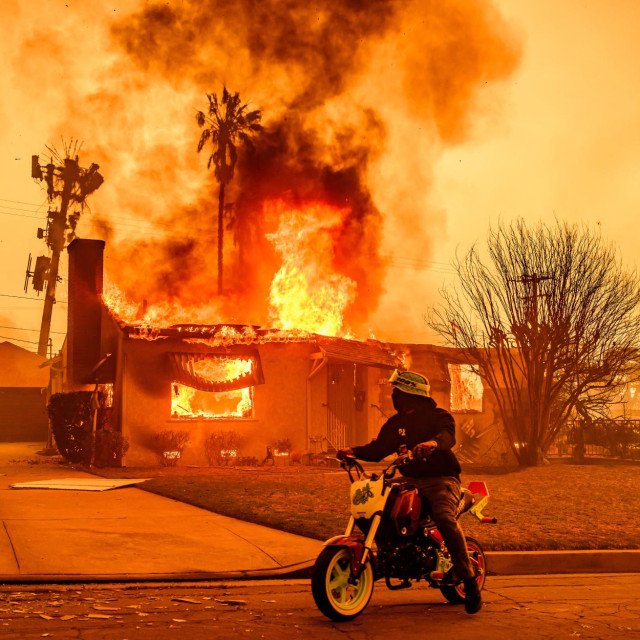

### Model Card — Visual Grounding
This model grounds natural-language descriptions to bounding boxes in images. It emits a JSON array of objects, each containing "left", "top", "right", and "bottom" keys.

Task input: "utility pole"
[
  {"left": 511, "top": 272, "right": 553, "bottom": 328},
  {"left": 29, "top": 143, "right": 103, "bottom": 357},
  {"left": 37, "top": 157, "right": 77, "bottom": 357}
]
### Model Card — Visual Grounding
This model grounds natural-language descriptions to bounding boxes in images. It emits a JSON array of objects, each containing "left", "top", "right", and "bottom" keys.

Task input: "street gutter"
[{"left": 3, "top": 551, "right": 640, "bottom": 584}]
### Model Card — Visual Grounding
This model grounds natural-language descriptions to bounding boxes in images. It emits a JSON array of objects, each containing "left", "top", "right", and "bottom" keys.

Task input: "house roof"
[
  {"left": 0, "top": 341, "right": 49, "bottom": 387},
  {"left": 314, "top": 335, "right": 402, "bottom": 369},
  {"left": 117, "top": 321, "right": 402, "bottom": 369}
]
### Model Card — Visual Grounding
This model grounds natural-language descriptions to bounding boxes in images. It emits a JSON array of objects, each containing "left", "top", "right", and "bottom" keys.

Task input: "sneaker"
[{"left": 463, "top": 578, "right": 482, "bottom": 614}]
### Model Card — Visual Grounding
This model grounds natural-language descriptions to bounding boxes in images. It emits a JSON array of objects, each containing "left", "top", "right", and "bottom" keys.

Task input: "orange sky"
[{"left": 1, "top": 0, "right": 639, "bottom": 354}]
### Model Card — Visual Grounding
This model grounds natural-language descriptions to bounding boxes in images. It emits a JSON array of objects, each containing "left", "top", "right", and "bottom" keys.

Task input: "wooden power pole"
[{"left": 30, "top": 145, "right": 103, "bottom": 357}]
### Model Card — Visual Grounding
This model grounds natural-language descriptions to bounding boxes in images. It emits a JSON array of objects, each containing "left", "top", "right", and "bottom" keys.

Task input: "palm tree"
[{"left": 196, "top": 87, "right": 262, "bottom": 294}]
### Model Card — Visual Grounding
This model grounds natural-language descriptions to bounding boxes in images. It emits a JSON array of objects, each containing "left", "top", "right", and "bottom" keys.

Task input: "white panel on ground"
[{"left": 10, "top": 478, "right": 149, "bottom": 491}]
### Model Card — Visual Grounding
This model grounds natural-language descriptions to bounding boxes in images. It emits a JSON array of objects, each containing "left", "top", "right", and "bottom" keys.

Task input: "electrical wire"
[
  {"left": 0, "top": 197, "right": 48, "bottom": 208},
  {"left": 0, "top": 197, "right": 459, "bottom": 274},
  {"left": 0, "top": 294, "right": 67, "bottom": 304},
  {"left": 0, "top": 209, "right": 46, "bottom": 220},
  {"left": 0, "top": 334, "right": 39, "bottom": 344},
  {"left": 0, "top": 324, "right": 65, "bottom": 334}
]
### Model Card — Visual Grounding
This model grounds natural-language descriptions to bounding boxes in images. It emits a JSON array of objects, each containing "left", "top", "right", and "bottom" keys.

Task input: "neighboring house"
[
  {"left": 0, "top": 341, "right": 49, "bottom": 441},
  {"left": 401, "top": 344, "right": 509, "bottom": 464}
]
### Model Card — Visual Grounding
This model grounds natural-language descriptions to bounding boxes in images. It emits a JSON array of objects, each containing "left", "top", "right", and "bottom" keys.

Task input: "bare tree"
[
  {"left": 196, "top": 87, "right": 262, "bottom": 294},
  {"left": 429, "top": 219, "right": 640, "bottom": 467}
]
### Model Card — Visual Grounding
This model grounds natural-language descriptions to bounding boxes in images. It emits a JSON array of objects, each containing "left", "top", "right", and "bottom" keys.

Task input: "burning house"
[
  {"left": 61, "top": 238, "right": 406, "bottom": 465},
  {"left": 56, "top": 238, "right": 509, "bottom": 467},
  {"left": 27, "top": 0, "right": 524, "bottom": 466}
]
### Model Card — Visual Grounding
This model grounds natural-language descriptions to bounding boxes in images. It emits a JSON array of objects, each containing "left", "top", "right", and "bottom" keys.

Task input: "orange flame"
[
  {"left": 192, "top": 357, "right": 253, "bottom": 381},
  {"left": 171, "top": 357, "right": 254, "bottom": 418},
  {"left": 266, "top": 200, "right": 356, "bottom": 336},
  {"left": 102, "top": 201, "right": 359, "bottom": 338},
  {"left": 103, "top": 278, "right": 225, "bottom": 328}
]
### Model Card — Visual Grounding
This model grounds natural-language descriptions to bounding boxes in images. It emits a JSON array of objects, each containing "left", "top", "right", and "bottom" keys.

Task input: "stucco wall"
[
  {"left": 405, "top": 344, "right": 512, "bottom": 465},
  {"left": 365, "top": 367, "right": 391, "bottom": 444},
  {"left": 120, "top": 339, "right": 316, "bottom": 466}
]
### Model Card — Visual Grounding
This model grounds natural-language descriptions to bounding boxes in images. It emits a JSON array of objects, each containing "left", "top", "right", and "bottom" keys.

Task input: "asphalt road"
[{"left": 1, "top": 574, "right": 639, "bottom": 639}]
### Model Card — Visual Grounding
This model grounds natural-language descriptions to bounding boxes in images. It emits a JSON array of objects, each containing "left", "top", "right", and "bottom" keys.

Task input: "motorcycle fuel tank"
[{"left": 350, "top": 477, "right": 388, "bottom": 518}]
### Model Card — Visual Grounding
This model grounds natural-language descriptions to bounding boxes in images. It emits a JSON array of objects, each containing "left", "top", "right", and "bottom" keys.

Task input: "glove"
[
  {"left": 337, "top": 447, "right": 355, "bottom": 460},
  {"left": 413, "top": 440, "right": 438, "bottom": 459}
]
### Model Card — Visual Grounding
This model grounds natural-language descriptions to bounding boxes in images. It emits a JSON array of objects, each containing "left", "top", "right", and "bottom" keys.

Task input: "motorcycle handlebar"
[
  {"left": 339, "top": 446, "right": 434, "bottom": 483},
  {"left": 338, "top": 455, "right": 366, "bottom": 482}
]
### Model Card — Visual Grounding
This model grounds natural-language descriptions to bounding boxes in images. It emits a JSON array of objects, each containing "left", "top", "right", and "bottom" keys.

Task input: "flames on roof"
[{"left": 109, "top": 308, "right": 403, "bottom": 369}]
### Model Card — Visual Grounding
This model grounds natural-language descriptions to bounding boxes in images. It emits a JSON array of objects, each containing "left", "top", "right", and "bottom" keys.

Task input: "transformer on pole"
[{"left": 29, "top": 142, "right": 104, "bottom": 358}]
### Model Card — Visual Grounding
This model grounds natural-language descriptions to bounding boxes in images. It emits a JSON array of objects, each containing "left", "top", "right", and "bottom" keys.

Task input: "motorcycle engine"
[{"left": 380, "top": 542, "right": 437, "bottom": 580}]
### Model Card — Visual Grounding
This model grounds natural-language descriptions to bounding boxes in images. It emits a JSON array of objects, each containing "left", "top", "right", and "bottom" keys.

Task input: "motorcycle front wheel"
[
  {"left": 439, "top": 536, "right": 487, "bottom": 604},
  {"left": 311, "top": 546, "right": 375, "bottom": 621}
]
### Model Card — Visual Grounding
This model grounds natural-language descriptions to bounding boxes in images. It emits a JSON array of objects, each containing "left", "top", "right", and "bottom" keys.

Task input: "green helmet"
[{"left": 389, "top": 369, "right": 430, "bottom": 397}]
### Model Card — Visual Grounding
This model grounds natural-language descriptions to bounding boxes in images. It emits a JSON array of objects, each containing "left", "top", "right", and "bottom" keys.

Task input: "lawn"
[{"left": 97, "top": 460, "right": 640, "bottom": 551}]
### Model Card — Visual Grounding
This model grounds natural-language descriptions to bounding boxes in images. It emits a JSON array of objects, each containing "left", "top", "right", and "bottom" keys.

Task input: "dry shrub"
[
  {"left": 204, "top": 430, "right": 244, "bottom": 466},
  {"left": 152, "top": 429, "right": 189, "bottom": 467}
]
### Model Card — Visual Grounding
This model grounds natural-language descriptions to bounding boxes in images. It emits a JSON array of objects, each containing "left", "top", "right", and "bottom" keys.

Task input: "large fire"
[
  {"left": 171, "top": 357, "right": 254, "bottom": 419},
  {"left": 103, "top": 198, "right": 359, "bottom": 338},
  {"left": 40, "top": 0, "right": 521, "bottom": 343},
  {"left": 266, "top": 200, "right": 355, "bottom": 336}
]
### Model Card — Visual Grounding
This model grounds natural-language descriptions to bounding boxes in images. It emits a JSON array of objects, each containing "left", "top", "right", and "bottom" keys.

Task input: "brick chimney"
[{"left": 67, "top": 239, "right": 105, "bottom": 385}]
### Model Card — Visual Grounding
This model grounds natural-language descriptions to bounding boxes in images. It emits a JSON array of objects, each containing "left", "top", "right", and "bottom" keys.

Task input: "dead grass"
[{"left": 97, "top": 460, "right": 640, "bottom": 550}]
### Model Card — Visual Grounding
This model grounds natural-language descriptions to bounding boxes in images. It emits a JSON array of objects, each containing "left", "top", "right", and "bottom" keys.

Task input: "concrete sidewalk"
[
  {"left": 2, "top": 443, "right": 640, "bottom": 583},
  {"left": 0, "top": 443, "right": 323, "bottom": 583}
]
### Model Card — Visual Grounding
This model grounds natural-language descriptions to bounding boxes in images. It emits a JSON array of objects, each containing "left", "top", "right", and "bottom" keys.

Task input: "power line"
[
  {"left": 0, "top": 324, "right": 65, "bottom": 334},
  {"left": 0, "top": 196, "right": 458, "bottom": 275},
  {"left": 0, "top": 197, "right": 47, "bottom": 208},
  {"left": 0, "top": 293, "right": 67, "bottom": 304},
  {"left": 0, "top": 334, "right": 39, "bottom": 344},
  {"left": 0, "top": 203, "right": 46, "bottom": 214},
  {"left": 0, "top": 209, "right": 45, "bottom": 220}
]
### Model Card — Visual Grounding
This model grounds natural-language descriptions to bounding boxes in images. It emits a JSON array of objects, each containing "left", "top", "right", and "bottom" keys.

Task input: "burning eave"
[
  {"left": 313, "top": 335, "right": 403, "bottom": 370},
  {"left": 103, "top": 295, "right": 403, "bottom": 369}
]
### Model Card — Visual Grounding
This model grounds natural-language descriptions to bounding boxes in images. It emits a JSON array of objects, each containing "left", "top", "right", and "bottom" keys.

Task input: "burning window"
[
  {"left": 101, "top": 383, "right": 114, "bottom": 408},
  {"left": 448, "top": 363, "right": 483, "bottom": 412},
  {"left": 172, "top": 382, "right": 253, "bottom": 419},
  {"left": 169, "top": 353, "right": 263, "bottom": 420}
]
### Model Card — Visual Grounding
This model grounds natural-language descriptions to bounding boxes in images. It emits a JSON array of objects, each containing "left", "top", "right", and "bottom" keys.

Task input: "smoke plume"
[{"left": 22, "top": 0, "right": 521, "bottom": 337}]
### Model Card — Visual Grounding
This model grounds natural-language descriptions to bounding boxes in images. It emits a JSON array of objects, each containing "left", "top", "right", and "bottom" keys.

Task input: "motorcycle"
[{"left": 311, "top": 448, "right": 497, "bottom": 621}]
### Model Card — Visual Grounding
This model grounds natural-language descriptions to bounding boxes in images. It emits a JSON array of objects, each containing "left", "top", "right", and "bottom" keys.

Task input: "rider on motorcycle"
[{"left": 337, "top": 369, "right": 483, "bottom": 614}]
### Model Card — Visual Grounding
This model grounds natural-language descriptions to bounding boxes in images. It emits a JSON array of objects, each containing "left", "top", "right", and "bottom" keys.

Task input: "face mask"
[{"left": 392, "top": 388, "right": 409, "bottom": 413}]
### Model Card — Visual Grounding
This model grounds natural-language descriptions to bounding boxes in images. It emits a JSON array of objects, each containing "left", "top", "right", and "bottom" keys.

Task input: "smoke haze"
[{"left": 5, "top": 0, "right": 520, "bottom": 339}]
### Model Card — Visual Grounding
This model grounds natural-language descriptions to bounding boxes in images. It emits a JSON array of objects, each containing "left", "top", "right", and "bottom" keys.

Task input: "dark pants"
[{"left": 398, "top": 476, "right": 474, "bottom": 581}]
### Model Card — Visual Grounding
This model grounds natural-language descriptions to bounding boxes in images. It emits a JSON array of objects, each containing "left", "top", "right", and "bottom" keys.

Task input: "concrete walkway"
[
  {"left": 0, "top": 443, "right": 323, "bottom": 583},
  {"left": 1, "top": 443, "right": 640, "bottom": 583}
]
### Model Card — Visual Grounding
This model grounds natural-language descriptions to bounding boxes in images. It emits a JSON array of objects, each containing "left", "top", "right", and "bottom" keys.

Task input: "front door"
[{"left": 326, "top": 362, "right": 355, "bottom": 451}]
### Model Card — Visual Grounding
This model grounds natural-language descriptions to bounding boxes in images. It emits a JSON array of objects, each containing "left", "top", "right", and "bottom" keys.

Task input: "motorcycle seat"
[
  {"left": 415, "top": 488, "right": 475, "bottom": 523},
  {"left": 457, "top": 488, "right": 475, "bottom": 517}
]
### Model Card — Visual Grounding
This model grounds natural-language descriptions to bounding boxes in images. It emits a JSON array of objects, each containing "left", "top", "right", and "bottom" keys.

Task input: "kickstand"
[{"left": 385, "top": 576, "right": 412, "bottom": 590}]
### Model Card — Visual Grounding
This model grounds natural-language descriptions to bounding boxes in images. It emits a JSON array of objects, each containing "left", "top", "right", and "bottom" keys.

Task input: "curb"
[
  {"left": 3, "top": 552, "right": 640, "bottom": 584},
  {"left": 486, "top": 550, "right": 640, "bottom": 575},
  {"left": 0, "top": 560, "right": 316, "bottom": 585}
]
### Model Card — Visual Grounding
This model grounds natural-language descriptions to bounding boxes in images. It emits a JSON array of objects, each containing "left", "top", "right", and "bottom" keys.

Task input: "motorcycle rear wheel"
[
  {"left": 311, "top": 546, "right": 375, "bottom": 621},
  {"left": 439, "top": 536, "right": 486, "bottom": 605}
]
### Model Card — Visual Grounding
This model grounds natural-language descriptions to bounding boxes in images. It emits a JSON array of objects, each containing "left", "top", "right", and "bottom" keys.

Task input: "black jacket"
[{"left": 352, "top": 397, "right": 461, "bottom": 478}]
